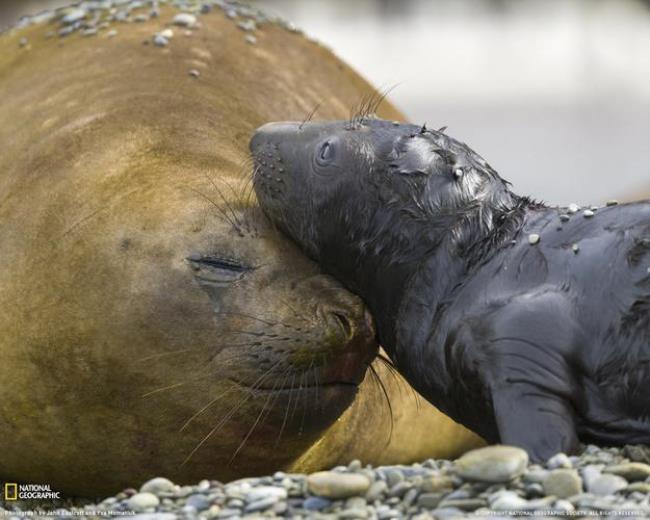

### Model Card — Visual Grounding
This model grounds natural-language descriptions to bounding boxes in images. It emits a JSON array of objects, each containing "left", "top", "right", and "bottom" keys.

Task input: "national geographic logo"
[{"left": 3, "top": 483, "right": 61, "bottom": 500}]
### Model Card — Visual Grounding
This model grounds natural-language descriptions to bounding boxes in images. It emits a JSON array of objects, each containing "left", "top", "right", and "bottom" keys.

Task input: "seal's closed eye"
[{"left": 187, "top": 255, "right": 251, "bottom": 285}]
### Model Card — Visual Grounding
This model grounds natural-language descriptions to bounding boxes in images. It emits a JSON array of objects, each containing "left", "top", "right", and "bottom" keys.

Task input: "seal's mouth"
[{"left": 228, "top": 377, "right": 358, "bottom": 394}]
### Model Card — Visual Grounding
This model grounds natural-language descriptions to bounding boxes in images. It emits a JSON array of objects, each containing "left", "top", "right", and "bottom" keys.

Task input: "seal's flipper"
[
  {"left": 491, "top": 381, "right": 580, "bottom": 462},
  {"left": 478, "top": 292, "right": 583, "bottom": 461}
]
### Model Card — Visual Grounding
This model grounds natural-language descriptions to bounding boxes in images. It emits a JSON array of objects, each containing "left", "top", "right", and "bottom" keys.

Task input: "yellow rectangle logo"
[{"left": 4, "top": 483, "right": 18, "bottom": 501}]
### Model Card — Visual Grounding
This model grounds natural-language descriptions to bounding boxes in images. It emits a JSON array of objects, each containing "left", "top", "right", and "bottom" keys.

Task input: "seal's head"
[{"left": 251, "top": 119, "right": 517, "bottom": 283}]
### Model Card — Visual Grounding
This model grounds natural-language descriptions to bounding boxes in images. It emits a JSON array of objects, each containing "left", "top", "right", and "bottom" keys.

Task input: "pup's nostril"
[{"left": 331, "top": 311, "right": 353, "bottom": 340}]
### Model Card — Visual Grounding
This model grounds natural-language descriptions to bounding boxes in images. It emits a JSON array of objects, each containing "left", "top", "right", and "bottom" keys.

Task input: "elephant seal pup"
[
  {"left": 252, "top": 118, "right": 650, "bottom": 462},
  {"left": 0, "top": 5, "right": 481, "bottom": 496}
]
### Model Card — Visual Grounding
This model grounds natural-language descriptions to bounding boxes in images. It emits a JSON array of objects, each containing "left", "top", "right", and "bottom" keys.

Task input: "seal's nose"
[{"left": 250, "top": 121, "right": 301, "bottom": 152}]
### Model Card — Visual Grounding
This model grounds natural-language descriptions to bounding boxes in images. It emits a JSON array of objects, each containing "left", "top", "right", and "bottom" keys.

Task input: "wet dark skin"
[{"left": 251, "top": 118, "right": 650, "bottom": 462}]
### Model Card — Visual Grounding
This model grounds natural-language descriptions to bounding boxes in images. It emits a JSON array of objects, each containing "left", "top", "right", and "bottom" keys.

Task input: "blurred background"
[{"left": 2, "top": 0, "right": 649, "bottom": 204}]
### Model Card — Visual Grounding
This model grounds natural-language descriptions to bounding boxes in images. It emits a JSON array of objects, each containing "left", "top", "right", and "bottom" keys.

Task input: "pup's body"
[{"left": 251, "top": 119, "right": 650, "bottom": 461}]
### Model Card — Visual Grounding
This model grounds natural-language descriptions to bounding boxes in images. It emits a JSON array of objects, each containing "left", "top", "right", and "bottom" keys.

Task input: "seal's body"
[
  {"left": 252, "top": 119, "right": 650, "bottom": 461},
  {"left": 0, "top": 7, "right": 481, "bottom": 496}
]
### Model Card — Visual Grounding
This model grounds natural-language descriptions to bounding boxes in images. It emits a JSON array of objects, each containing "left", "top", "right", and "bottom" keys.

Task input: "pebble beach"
[{"left": 3, "top": 444, "right": 650, "bottom": 519}]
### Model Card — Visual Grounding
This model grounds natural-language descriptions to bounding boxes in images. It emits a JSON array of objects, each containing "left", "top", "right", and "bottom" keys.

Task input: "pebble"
[
  {"left": 572, "top": 243, "right": 580, "bottom": 254},
  {"left": 490, "top": 491, "right": 528, "bottom": 510},
  {"left": 366, "top": 480, "right": 388, "bottom": 500},
  {"left": 19, "top": 37, "right": 28, "bottom": 47},
  {"left": 61, "top": 8, "right": 87, "bottom": 25},
  {"left": 588, "top": 474, "right": 629, "bottom": 495},
  {"left": 568, "top": 203, "right": 580, "bottom": 214},
  {"left": 189, "top": 69, "right": 201, "bottom": 78},
  {"left": 547, "top": 452, "right": 572, "bottom": 469},
  {"left": 246, "top": 486, "right": 287, "bottom": 502},
  {"left": 173, "top": 13, "right": 197, "bottom": 27},
  {"left": 140, "top": 477, "right": 175, "bottom": 494},
  {"left": 626, "top": 482, "right": 650, "bottom": 493},
  {"left": 307, "top": 471, "right": 371, "bottom": 498},
  {"left": 303, "top": 496, "right": 331, "bottom": 510},
  {"left": 127, "top": 492, "right": 160, "bottom": 512},
  {"left": 417, "top": 492, "right": 444, "bottom": 509},
  {"left": 604, "top": 462, "right": 650, "bottom": 482},
  {"left": 107, "top": 29, "right": 118, "bottom": 38},
  {"left": 238, "top": 19, "right": 257, "bottom": 31},
  {"left": 607, "top": 199, "right": 619, "bottom": 206},
  {"left": 153, "top": 34, "right": 168, "bottom": 47},
  {"left": 160, "top": 28, "right": 174, "bottom": 39},
  {"left": 12, "top": 443, "right": 650, "bottom": 518},
  {"left": 559, "top": 214, "right": 570, "bottom": 222},
  {"left": 528, "top": 233, "right": 540, "bottom": 245},
  {"left": 245, "top": 34, "right": 257, "bottom": 45},
  {"left": 186, "top": 493, "right": 210, "bottom": 511},
  {"left": 583, "top": 209, "right": 595, "bottom": 218},
  {"left": 455, "top": 445, "right": 528, "bottom": 483},
  {"left": 542, "top": 469, "right": 583, "bottom": 498},
  {"left": 420, "top": 475, "right": 454, "bottom": 492}
]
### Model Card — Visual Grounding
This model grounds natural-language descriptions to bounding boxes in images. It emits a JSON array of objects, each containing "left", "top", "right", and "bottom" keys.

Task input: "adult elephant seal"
[
  {"left": 0, "top": 3, "right": 481, "bottom": 497},
  {"left": 252, "top": 118, "right": 650, "bottom": 462}
]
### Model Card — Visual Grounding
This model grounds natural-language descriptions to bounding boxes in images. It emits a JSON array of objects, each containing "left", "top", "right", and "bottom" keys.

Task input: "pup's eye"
[
  {"left": 317, "top": 141, "right": 335, "bottom": 165},
  {"left": 187, "top": 255, "right": 251, "bottom": 285}
]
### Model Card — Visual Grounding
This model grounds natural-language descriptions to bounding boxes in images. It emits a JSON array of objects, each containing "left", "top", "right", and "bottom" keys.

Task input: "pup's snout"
[{"left": 250, "top": 121, "right": 301, "bottom": 153}]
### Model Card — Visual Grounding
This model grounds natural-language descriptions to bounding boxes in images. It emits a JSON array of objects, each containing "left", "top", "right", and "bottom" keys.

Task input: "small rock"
[
  {"left": 173, "top": 13, "right": 197, "bottom": 27},
  {"left": 153, "top": 34, "right": 168, "bottom": 47},
  {"left": 438, "top": 498, "right": 487, "bottom": 511},
  {"left": 542, "top": 469, "right": 583, "bottom": 499},
  {"left": 303, "top": 496, "right": 331, "bottom": 511},
  {"left": 528, "top": 234, "right": 540, "bottom": 245},
  {"left": 572, "top": 243, "right": 580, "bottom": 254},
  {"left": 186, "top": 494, "right": 210, "bottom": 511},
  {"left": 455, "top": 445, "right": 529, "bottom": 483},
  {"left": 61, "top": 8, "right": 87, "bottom": 24},
  {"left": 603, "top": 462, "right": 650, "bottom": 482},
  {"left": 366, "top": 480, "right": 387, "bottom": 501},
  {"left": 420, "top": 475, "right": 454, "bottom": 493},
  {"left": 245, "top": 34, "right": 257, "bottom": 45},
  {"left": 133, "top": 14, "right": 149, "bottom": 23},
  {"left": 588, "top": 474, "right": 628, "bottom": 496},
  {"left": 385, "top": 468, "right": 404, "bottom": 488},
  {"left": 127, "top": 492, "right": 160, "bottom": 512},
  {"left": 581, "top": 465, "right": 604, "bottom": 490},
  {"left": 245, "top": 496, "right": 277, "bottom": 512},
  {"left": 307, "top": 471, "right": 370, "bottom": 499},
  {"left": 140, "top": 477, "right": 175, "bottom": 494},
  {"left": 339, "top": 507, "right": 368, "bottom": 519},
  {"left": 107, "top": 29, "right": 118, "bottom": 38},
  {"left": 547, "top": 453, "right": 572, "bottom": 469},
  {"left": 19, "top": 37, "right": 28, "bottom": 47},
  {"left": 568, "top": 203, "right": 580, "bottom": 214},
  {"left": 490, "top": 491, "right": 528, "bottom": 510},
  {"left": 583, "top": 209, "right": 594, "bottom": 218},
  {"left": 345, "top": 496, "right": 367, "bottom": 509},
  {"left": 348, "top": 459, "right": 362, "bottom": 471},
  {"left": 625, "top": 482, "right": 650, "bottom": 493},
  {"left": 189, "top": 69, "right": 201, "bottom": 78},
  {"left": 553, "top": 499, "right": 575, "bottom": 512},
  {"left": 238, "top": 19, "right": 256, "bottom": 31},
  {"left": 606, "top": 200, "right": 619, "bottom": 206},
  {"left": 559, "top": 214, "right": 570, "bottom": 222},
  {"left": 160, "top": 28, "right": 174, "bottom": 39},
  {"left": 246, "top": 486, "right": 287, "bottom": 502},
  {"left": 417, "top": 492, "right": 444, "bottom": 509}
]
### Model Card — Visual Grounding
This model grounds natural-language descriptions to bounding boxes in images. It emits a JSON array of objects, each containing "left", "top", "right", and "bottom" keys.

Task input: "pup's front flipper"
[{"left": 480, "top": 292, "right": 582, "bottom": 461}]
